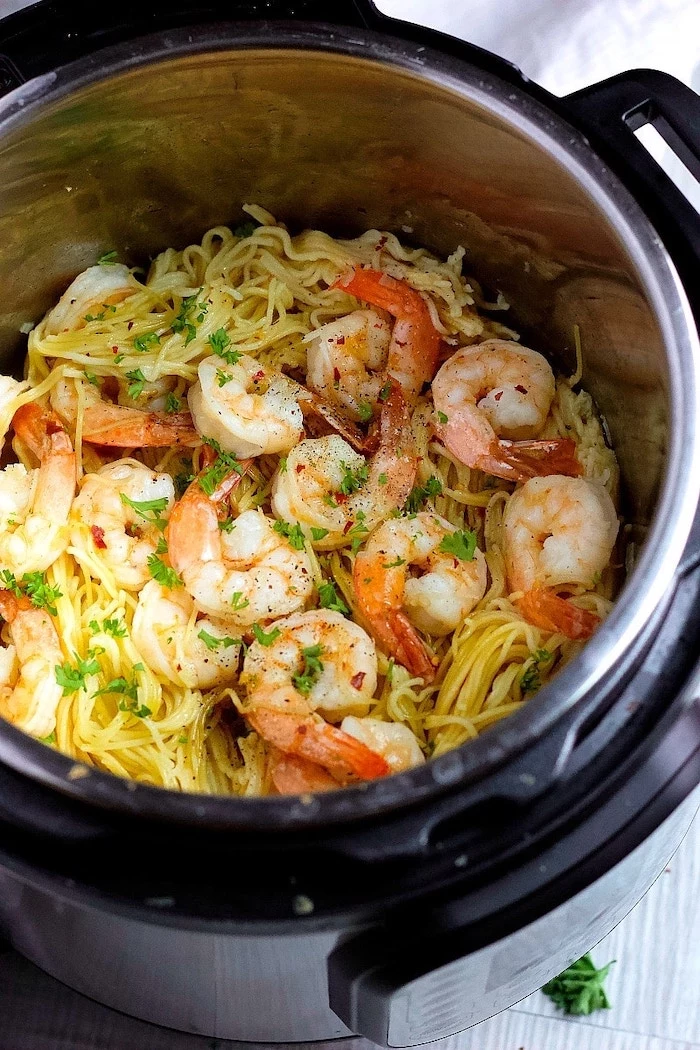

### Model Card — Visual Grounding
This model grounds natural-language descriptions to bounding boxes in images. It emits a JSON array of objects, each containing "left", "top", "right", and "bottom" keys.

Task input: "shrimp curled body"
[
  {"left": 305, "top": 309, "right": 391, "bottom": 421},
  {"left": 0, "top": 592, "right": 64, "bottom": 739}
]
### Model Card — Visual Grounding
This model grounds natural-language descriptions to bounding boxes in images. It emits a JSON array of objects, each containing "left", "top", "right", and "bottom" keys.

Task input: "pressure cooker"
[{"left": 0, "top": 1, "right": 698, "bottom": 1044}]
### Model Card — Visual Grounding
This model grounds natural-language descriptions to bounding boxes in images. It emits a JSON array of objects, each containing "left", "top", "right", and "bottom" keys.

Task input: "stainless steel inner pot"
[{"left": 0, "top": 22, "right": 696, "bottom": 827}]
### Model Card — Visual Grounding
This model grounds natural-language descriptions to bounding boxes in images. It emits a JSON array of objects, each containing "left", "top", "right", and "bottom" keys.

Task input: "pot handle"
[{"left": 563, "top": 70, "right": 700, "bottom": 316}]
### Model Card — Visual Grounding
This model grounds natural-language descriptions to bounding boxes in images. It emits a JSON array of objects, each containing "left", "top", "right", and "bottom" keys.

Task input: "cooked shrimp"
[
  {"left": 0, "top": 591, "right": 64, "bottom": 739},
  {"left": 354, "top": 512, "right": 487, "bottom": 680},
  {"left": 188, "top": 354, "right": 304, "bottom": 457},
  {"left": 71, "top": 459, "right": 175, "bottom": 591},
  {"left": 305, "top": 309, "right": 391, "bottom": 421},
  {"left": 167, "top": 466, "right": 314, "bottom": 626},
  {"left": 340, "top": 717, "right": 425, "bottom": 773},
  {"left": 51, "top": 378, "right": 198, "bottom": 448},
  {"left": 0, "top": 404, "right": 76, "bottom": 576},
  {"left": 131, "top": 580, "right": 241, "bottom": 690},
  {"left": 503, "top": 475, "right": 618, "bottom": 638},
  {"left": 44, "top": 264, "right": 136, "bottom": 335},
  {"left": 267, "top": 750, "right": 340, "bottom": 795},
  {"left": 432, "top": 340, "right": 581, "bottom": 481},
  {"left": 333, "top": 267, "right": 441, "bottom": 401},
  {"left": 271, "top": 379, "right": 417, "bottom": 548},
  {"left": 241, "top": 609, "right": 387, "bottom": 784}
]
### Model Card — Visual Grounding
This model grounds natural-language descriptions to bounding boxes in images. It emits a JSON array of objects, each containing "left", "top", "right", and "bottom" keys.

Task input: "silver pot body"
[{"left": 0, "top": 21, "right": 698, "bottom": 1047}]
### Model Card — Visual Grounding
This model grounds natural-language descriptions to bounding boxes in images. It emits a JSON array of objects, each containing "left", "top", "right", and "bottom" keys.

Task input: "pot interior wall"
[{"left": 0, "top": 43, "right": 670, "bottom": 529}]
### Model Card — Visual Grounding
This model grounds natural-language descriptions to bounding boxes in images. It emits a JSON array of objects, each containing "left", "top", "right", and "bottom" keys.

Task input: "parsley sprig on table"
[{"left": 542, "top": 954, "right": 614, "bottom": 1015}]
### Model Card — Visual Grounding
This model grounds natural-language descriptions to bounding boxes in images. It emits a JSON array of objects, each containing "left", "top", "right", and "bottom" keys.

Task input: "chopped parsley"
[
  {"left": 233, "top": 220, "right": 259, "bottom": 239},
  {"left": 292, "top": 644, "right": 324, "bottom": 695},
  {"left": 55, "top": 651, "right": 102, "bottom": 695},
  {"left": 172, "top": 290, "right": 207, "bottom": 345},
  {"left": 133, "top": 331, "right": 161, "bottom": 353},
  {"left": 199, "top": 437, "right": 244, "bottom": 495},
  {"left": 83, "top": 311, "right": 105, "bottom": 323},
  {"left": 404, "top": 475, "right": 443, "bottom": 513},
  {"left": 97, "top": 250, "right": 118, "bottom": 265},
  {"left": 378, "top": 473, "right": 388, "bottom": 486},
  {"left": 119, "top": 492, "right": 169, "bottom": 530},
  {"left": 198, "top": 629, "right": 240, "bottom": 652},
  {"left": 311, "top": 526, "right": 329, "bottom": 541},
  {"left": 0, "top": 570, "right": 62, "bottom": 616},
  {"left": 323, "top": 493, "right": 339, "bottom": 509},
  {"left": 230, "top": 591, "right": 250, "bottom": 611},
  {"left": 251, "top": 622, "right": 281, "bottom": 647},
  {"left": 279, "top": 456, "right": 288, "bottom": 473},
  {"left": 438, "top": 529, "right": 477, "bottom": 562},
  {"left": 84, "top": 371, "right": 99, "bottom": 386},
  {"left": 165, "top": 392, "right": 182, "bottom": 414},
  {"left": 436, "top": 411, "right": 449, "bottom": 424},
  {"left": 208, "top": 327, "right": 242, "bottom": 366},
  {"left": 89, "top": 617, "right": 127, "bottom": 638},
  {"left": 520, "top": 648, "right": 552, "bottom": 694},
  {"left": 147, "top": 554, "right": 182, "bottom": 589},
  {"left": 339, "top": 460, "right": 369, "bottom": 496},
  {"left": 125, "top": 368, "right": 147, "bottom": 399},
  {"left": 273, "top": 519, "right": 306, "bottom": 550},
  {"left": 40, "top": 732, "right": 56, "bottom": 745},
  {"left": 382, "top": 556, "right": 406, "bottom": 568},
  {"left": 357, "top": 401, "right": 373, "bottom": 422},
  {"left": 216, "top": 368, "right": 234, "bottom": 387},
  {"left": 218, "top": 516, "right": 235, "bottom": 533},
  {"left": 96, "top": 671, "right": 150, "bottom": 719},
  {"left": 347, "top": 512, "right": 370, "bottom": 554},
  {"left": 318, "top": 580, "right": 349, "bottom": 615},
  {"left": 174, "top": 469, "right": 194, "bottom": 497},
  {"left": 378, "top": 381, "right": 392, "bottom": 402},
  {"left": 542, "top": 954, "right": 614, "bottom": 1016}
]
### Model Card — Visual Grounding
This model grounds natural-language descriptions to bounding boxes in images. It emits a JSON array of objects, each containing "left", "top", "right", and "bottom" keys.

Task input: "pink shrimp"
[
  {"left": 432, "top": 340, "right": 581, "bottom": 482},
  {"left": 0, "top": 591, "right": 64, "bottom": 739},
  {"left": 332, "top": 267, "right": 441, "bottom": 401},
  {"left": 268, "top": 750, "right": 340, "bottom": 795}
]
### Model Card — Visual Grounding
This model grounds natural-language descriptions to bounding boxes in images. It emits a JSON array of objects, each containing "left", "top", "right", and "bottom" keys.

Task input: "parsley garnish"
[
  {"left": 218, "top": 516, "right": 235, "bottom": 533},
  {"left": 339, "top": 460, "right": 369, "bottom": 496},
  {"left": 96, "top": 671, "right": 150, "bottom": 718},
  {"left": 83, "top": 311, "right": 105, "bottom": 323},
  {"left": 147, "top": 554, "right": 182, "bottom": 589},
  {"left": 40, "top": 732, "right": 56, "bottom": 745},
  {"left": 174, "top": 469, "right": 194, "bottom": 497},
  {"left": 230, "top": 591, "right": 250, "bottom": 611},
  {"left": 84, "top": 371, "right": 99, "bottom": 386},
  {"left": 382, "top": 556, "right": 406, "bottom": 568},
  {"left": 125, "top": 368, "right": 147, "bottom": 399},
  {"left": 318, "top": 580, "right": 349, "bottom": 615},
  {"left": 55, "top": 651, "right": 102, "bottom": 695},
  {"left": 438, "top": 529, "right": 477, "bottom": 561},
  {"left": 520, "top": 648, "right": 552, "bottom": 694},
  {"left": 0, "top": 570, "right": 62, "bottom": 616},
  {"left": 89, "top": 617, "right": 127, "bottom": 638},
  {"left": 347, "top": 512, "right": 369, "bottom": 554},
  {"left": 133, "top": 331, "right": 161, "bottom": 353},
  {"left": 323, "top": 494, "right": 339, "bottom": 509},
  {"left": 216, "top": 368, "right": 234, "bottom": 387},
  {"left": 172, "top": 290, "right": 207, "bottom": 345},
  {"left": 311, "top": 526, "right": 329, "bottom": 541},
  {"left": 542, "top": 954, "right": 614, "bottom": 1016},
  {"left": 273, "top": 519, "right": 306, "bottom": 551},
  {"left": 292, "top": 644, "right": 324, "bottom": 695},
  {"left": 165, "top": 392, "right": 182, "bottom": 414},
  {"left": 208, "top": 327, "right": 242, "bottom": 366},
  {"left": 251, "top": 623, "right": 281, "bottom": 647},
  {"left": 198, "top": 629, "right": 240, "bottom": 652},
  {"left": 97, "top": 250, "right": 118, "bottom": 265},
  {"left": 357, "top": 401, "right": 373, "bottom": 422},
  {"left": 378, "top": 382, "right": 392, "bottom": 402},
  {"left": 405, "top": 475, "right": 443, "bottom": 513},
  {"left": 378, "top": 473, "right": 388, "bottom": 486},
  {"left": 279, "top": 456, "right": 288, "bottom": 473},
  {"left": 119, "top": 492, "right": 169, "bottom": 530},
  {"left": 436, "top": 411, "right": 448, "bottom": 424},
  {"left": 199, "top": 437, "right": 244, "bottom": 495}
]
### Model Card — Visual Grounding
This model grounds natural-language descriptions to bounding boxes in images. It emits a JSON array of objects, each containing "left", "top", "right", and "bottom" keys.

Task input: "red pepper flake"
[
  {"left": 127, "top": 321, "right": 134, "bottom": 331},
  {"left": 91, "top": 524, "right": 107, "bottom": 549},
  {"left": 335, "top": 336, "right": 345, "bottom": 346},
  {"left": 333, "top": 366, "right": 341, "bottom": 382},
  {"left": 253, "top": 370, "right": 265, "bottom": 381},
  {"left": 375, "top": 236, "right": 387, "bottom": 249},
  {"left": 336, "top": 492, "right": 348, "bottom": 506},
  {"left": 515, "top": 384, "right": 528, "bottom": 394},
  {"left": 395, "top": 339, "right": 407, "bottom": 348},
  {"left": 111, "top": 346, "right": 119, "bottom": 353},
  {"left": 350, "top": 671, "right": 366, "bottom": 690},
  {"left": 494, "top": 390, "right": 503, "bottom": 401},
  {"left": 295, "top": 463, "right": 306, "bottom": 473}
]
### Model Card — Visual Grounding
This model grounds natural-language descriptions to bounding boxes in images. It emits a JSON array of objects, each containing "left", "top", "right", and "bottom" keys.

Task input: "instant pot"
[{"left": 0, "top": 1, "right": 698, "bottom": 1044}]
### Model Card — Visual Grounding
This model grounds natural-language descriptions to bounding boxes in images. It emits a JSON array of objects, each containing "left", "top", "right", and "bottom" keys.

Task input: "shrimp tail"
[
  {"left": 248, "top": 708, "right": 390, "bottom": 783},
  {"left": 13, "top": 402, "right": 69, "bottom": 458},
  {"left": 268, "top": 749, "right": 339, "bottom": 794},
  {"left": 82, "top": 403, "right": 199, "bottom": 448},
  {"left": 495, "top": 437, "right": 582, "bottom": 480},
  {"left": 299, "top": 390, "right": 376, "bottom": 454},
  {"left": 0, "top": 590, "right": 31, "bottom": 622},
  {"left": 517, "top": 588, "right": 600, "bottom": 640}
]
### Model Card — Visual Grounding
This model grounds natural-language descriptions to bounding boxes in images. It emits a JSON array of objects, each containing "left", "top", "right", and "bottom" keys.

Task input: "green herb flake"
[
  {"left": 133, "top": 331, "right": 161, "bottom": 353},
  {"left": 438, "top": 529, "right": 477, "bottom": 562},
  {"left": 251, "top": 622, "right": 281, "bottom": 647},
  {"left": 292, "top": 644, "right": 324, "bottom": 695},
  {"left": 208, "top": 327, "right": 242, "bottom": 366},
  {"left": 55, "top": 651, "right": 101, "bottom": 696},
  {"left": 174, "top": 469, "right": 195, "bottom": 497},
  {"left": 311, "top": 526, "right": 329, "bottom": 541},
  {"left": 339, "top": 460, "right": 369, "bottom": 496},
  {"left": 317, "top": 580, "right": 349, "bottom": 615},
  {"left": 198, "top": 437, "right": 244, "bottom": 496},
  {"left": 542, "top": 954, "right": 614, "bottom": 1016},
  {"left": 90, "top": 617, "right": 127, "bottom": 638},
  {"left": 0, "top": 571, "right": 63, "bottom": 616},
  {"left": 172, "top": 290, "right": 207, "bottom": 346},
  {"left": 273, "top": 519, "right": 306, "bottom": 551},
  {"left": 165, "top": 392, "right": 182, "bottom": 414},
  {"left": 230, "top": 591, "right": 250, "bottom": 612},
  {"left": 40, "top": 732, "right": 57, "bottom": 745},
  {"left": 147, "top": 554, "right": 182, "bottom": 589},
  {"left": 378, "top": 382, "right": 392, "bottom": 403},
  {"left": 436, "top": 411, "right": 448, "bottom": 424},
  {"left": 83, "top": 311, "right": 105, "bottom": 323},
  {"left": 120, "top": 492, "right": 169, "bottom": 530},
  {"left": 84, "top": 371, "right": 99, "bottom": 386},
  {"left": 404, "top": 475, "right": 443, "bottom": 513},
  {"left": 520, "top": 648, "right": 552, "bottom": 695},
  {"left": 218, "top": 516, "right": 235, "bottom": 533},
  {"left": 97, "top": 250, "right": 118, "bottom": 266},
  {"left": 198, "top": 628, "right": 240, "bottom": 652},
  {"left": 233, "top": 220, "right": 259, "bottom": 239},
  {"left": 378, "top": 473, "right": 388, "bottom": 486},
  {"left": 323, "top": 494, "right": 339, "bottom": 509},
  {"left": 279, "top": 456, "right": 288, "bottom": 474},
  {"left": 125, "top": 368, "right": 147, "bottom": 400},
  {"left": 347, "top": 512, "right": 369, "bottom": 554},
  {"left": 357, "top": 401, "right": 373, "bottom": 422},
  {"left": 216, "top": 368, "right": 234, "bottom": 387},
  {"left": 382, "top": 556, "right": 406, "bottom": 569}
]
